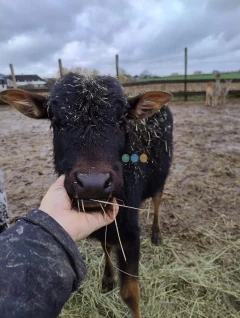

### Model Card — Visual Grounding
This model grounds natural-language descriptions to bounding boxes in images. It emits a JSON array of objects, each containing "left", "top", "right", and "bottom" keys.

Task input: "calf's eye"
[{"left": 117, "top": 115, "right": 126, "bottom": 127}]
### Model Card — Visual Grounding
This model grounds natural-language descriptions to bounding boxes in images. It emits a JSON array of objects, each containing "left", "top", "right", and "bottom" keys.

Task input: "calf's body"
[
  {"left": 94, "top": 106, "right": 172, "bottom": 318},
  {"left": 0, "top": 73, "right": 173, "bottom": 318}
]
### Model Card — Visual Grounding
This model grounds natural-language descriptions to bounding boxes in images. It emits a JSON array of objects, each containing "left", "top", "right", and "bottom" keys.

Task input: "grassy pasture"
[{"left": 140, "top": 72, "right": 240, "bottom": 82}]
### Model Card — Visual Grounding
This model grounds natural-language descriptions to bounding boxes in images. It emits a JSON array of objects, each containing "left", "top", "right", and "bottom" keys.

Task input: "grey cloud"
[
  {"left": 1, "top": 0, "right": 131, "bottom": 44},
  {"left": 0, "top": 0, "right": 132, "bottom": 73},
  {"left": 206, "top": 0, "right": 240, "bottom": 12},
  {"left": 0, "top": 0, "right": 240, "bottom": 77},
  {"left": 119, "top": 0, "right": 240, "bottom": 73}
]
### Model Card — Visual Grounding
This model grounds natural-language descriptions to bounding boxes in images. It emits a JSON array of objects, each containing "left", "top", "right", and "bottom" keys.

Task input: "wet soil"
[{"left": 0, "top": 101, "right": 239, "bottom": 241}]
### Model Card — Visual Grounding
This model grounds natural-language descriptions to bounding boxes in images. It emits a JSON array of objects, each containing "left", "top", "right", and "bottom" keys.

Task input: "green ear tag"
[{"left": 122, "top": 154, "right": 130, "bottom": 163}]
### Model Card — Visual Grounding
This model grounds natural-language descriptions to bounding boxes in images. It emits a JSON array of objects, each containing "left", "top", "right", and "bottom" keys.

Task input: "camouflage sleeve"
[
  {"left": 0, "top": 170, "right": 10, "bottom": 233},
  {"left": 0, "top": 209, "right": 86, "bottom": 318}
]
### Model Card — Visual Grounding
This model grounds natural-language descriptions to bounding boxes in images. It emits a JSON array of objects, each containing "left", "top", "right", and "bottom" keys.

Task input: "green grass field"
[{"left": 140, "top": 72, "right": 240, "bottom": 82}]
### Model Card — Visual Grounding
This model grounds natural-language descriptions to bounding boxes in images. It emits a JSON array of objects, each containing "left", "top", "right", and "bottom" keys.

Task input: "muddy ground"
[{"left": 0, "top": 101, "right": 239, "bottom": 242}]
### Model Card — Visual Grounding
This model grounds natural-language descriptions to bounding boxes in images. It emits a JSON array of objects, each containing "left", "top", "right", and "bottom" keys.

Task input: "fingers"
[
  {"left": 86, "top": 199, "right": 119, "bottom": 232},
  {"left": 85, "top": 213, "right": 112, "bottom": 234},
  {"left": 106, "top": 198, "right": 119, "bottom": 221}
]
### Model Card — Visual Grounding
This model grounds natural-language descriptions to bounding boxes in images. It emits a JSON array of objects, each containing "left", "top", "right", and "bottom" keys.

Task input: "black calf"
[{"left": 0, "top": 73, "right": 173, "bottom": 318}]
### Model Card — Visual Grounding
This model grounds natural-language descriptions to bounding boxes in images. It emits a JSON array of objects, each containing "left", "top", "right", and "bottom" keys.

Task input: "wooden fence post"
[
  {"left": 58, "top": 59, "right": 63, "bottom": 78},
  {"left": 9, "top": 64, "right": 17, "bottom": 88},
  {"left": 115, "top": 54, "right": 119, "bottom": 78},
  {"left": 184, "top": 48, "right": 188, "bottom": 101}
]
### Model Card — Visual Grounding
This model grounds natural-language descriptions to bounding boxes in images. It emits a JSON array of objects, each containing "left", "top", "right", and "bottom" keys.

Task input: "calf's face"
[
  {"left": 0, "top": 73, "right": 172, "bottom": 211},
  {"left": 50, "top": 74, "right": 128, "bottom": 208}
]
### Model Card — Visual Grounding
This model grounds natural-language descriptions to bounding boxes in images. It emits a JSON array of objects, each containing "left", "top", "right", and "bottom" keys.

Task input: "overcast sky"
[{"left": 1, "top": 0, "right": 240, "bottom": 78}]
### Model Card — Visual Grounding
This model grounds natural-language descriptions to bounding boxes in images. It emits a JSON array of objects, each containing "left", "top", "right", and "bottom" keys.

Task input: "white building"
[
  {"left": 0, "top": 74, "right": 8, "bottom": 91},
  {"left": 5, "top": 74, "right": 46, "bottom": 88}
]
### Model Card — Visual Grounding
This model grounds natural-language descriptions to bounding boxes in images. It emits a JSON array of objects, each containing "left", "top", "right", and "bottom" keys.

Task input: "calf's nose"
[{"left": 75, "top": 173, "right": 112, "bottom": 198}]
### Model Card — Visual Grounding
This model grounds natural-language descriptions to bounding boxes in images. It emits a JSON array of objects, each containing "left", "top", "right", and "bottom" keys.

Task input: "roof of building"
[
  {"left": 0, "top": 74, "right": 7, "bottom": 83},
  {"left": 5, "top": 74, "right": 45, "bottom": 82}
]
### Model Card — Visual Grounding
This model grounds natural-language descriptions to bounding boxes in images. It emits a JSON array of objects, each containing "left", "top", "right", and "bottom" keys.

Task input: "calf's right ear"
[{"left": 0, "top": 89, "right": 48, "bottom": 119}]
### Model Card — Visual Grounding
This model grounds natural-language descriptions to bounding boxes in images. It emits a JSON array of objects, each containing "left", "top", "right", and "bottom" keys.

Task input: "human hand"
[{"left": 39, "top": 175, "right": 119, "bottom": 242}]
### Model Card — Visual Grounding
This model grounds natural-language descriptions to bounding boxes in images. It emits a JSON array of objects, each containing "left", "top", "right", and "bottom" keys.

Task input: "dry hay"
[{"left": 60, "top": 229, "right": 240, "bottom": 318}]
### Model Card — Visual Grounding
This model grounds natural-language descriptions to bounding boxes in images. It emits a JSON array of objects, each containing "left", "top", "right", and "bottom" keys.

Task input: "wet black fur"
[
  {"left": 48, "top": 73, "right": 173, "bottom": 275},
  {"left": 49, "top": 74, "right": 127, "bottom": 175}
]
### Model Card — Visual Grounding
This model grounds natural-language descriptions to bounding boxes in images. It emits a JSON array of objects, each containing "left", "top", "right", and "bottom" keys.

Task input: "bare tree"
[
  {"left": 56, "top": 66, "right": 100, "bottom": 78},
  {"left": 140, "top": 70, "right": 152, "bottom": 78}
]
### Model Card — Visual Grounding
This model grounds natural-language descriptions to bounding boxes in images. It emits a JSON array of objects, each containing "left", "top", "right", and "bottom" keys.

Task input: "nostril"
[
  {"left": 104, "top": 176, "right": 112, "bottom": 189},
  {"left": 74, "top": 172, "right": 112, "bottom": 192},
  {"left": 76, "top": 173, "right": 84, "bottom": 188}
]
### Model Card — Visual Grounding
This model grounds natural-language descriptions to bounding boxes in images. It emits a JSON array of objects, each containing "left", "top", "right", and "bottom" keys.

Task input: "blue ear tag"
[{"left": 131, "top": 154, "right": 139, "bottom": 163}]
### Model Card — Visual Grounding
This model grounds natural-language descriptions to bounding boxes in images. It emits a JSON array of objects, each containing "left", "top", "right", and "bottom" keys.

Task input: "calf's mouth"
[{"left": 71, "top": 195, "right": 115, "bottom": 213}]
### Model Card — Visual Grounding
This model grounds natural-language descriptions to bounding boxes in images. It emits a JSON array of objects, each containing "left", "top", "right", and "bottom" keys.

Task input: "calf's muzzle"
[{"left": 75, "top": 173, "right": 112, "bottom": 199}]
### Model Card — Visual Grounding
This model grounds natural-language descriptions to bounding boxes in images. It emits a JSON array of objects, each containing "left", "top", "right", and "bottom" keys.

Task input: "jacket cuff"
[{"left": 20, "top": 209, "right": 86, "bottom": 290}]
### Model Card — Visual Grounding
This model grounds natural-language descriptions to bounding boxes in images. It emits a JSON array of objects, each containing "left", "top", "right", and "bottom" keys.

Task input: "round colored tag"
[
  {"left": 122, "top": 154, "right": 130, "bottom": 163},
  {"left": 140, "top": 153, "right": 148, "bottom": 163},
  {"left": 131, "top": 154, "right": 139, "bottom": 163}
]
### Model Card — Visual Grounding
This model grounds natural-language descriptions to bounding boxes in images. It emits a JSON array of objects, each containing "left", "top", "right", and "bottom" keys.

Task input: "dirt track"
[{"left": 0, "top": 101, "right": 239, "bottom": 240}]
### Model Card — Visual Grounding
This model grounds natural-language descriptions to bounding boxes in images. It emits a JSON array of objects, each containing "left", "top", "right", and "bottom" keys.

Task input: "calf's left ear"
[
  {"left": 128, "top": 91, "right": 173, "bottom": 119},
  {"left": 0, "top": 89, "right": 48, "bottom": 119}
]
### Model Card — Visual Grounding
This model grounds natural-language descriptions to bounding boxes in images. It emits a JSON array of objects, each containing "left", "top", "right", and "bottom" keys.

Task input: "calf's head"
[{"left": 0, "top": 73, "right": 172, "bottom": 210}]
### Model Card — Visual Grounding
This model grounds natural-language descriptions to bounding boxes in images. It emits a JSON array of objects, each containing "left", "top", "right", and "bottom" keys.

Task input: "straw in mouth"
[{"left": 73, "top": 195, "right": 115, "bottom": 213}]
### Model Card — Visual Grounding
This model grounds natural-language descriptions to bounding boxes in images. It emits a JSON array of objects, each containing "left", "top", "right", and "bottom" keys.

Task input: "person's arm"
[
  {"left": 0, "top": 176, "right": 118, "bottom": 318},
  {"left": 0, "top": 209, "right": 86, "bottom": 318}
]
